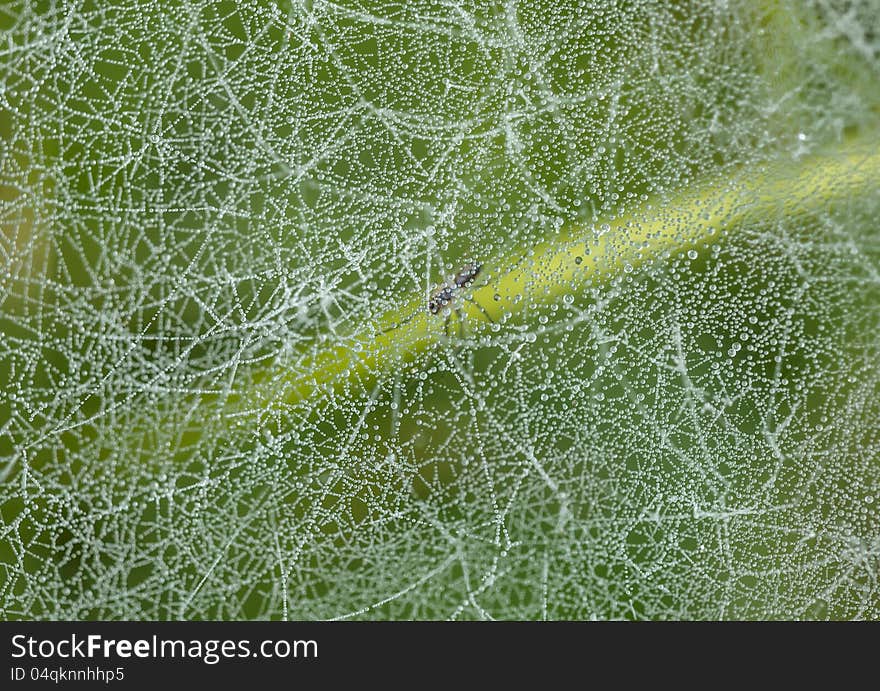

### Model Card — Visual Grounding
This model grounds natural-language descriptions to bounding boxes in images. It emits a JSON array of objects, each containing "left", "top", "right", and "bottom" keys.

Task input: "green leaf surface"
[{"left": 1, "top": 0, "right": 879, "bottom": 619}]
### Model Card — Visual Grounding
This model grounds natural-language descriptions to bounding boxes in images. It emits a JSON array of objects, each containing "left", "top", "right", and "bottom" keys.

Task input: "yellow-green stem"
[{"left": 263, "top": 141, "right": 879, "bottom": 411}]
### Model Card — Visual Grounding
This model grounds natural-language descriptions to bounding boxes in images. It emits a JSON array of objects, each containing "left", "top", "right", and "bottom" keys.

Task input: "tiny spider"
[{"left": 382, "top": 260, "right": 492, "bottom": 336}]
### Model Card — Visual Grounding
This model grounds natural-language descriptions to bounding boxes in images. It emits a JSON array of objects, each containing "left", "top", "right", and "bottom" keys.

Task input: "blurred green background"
[{"left": 1, "top": 0, "right": 878, "bottom": 619}]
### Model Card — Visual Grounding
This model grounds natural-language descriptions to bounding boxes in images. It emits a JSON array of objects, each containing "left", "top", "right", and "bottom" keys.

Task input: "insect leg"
[
  {"left": 463, "top": 296, "right": 496, "bottom": 324},
  {"left": 379, "top": 311, "right": 416, "bottom": 334}
]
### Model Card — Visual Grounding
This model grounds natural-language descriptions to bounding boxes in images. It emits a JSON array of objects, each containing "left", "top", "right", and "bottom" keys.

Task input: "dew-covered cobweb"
[{"left": 1, "top": 0, "right": 879, "bottom": 619}]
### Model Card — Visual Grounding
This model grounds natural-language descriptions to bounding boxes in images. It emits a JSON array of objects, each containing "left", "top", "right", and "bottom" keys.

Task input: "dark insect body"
[
  {"left": 428, "top": 261, "right": 482, "bottom": 314},
  {"left": 381, "top": 261, "right": 488, "bottom": 336}
]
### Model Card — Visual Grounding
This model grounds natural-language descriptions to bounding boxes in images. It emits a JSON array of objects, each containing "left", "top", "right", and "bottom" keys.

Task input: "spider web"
[{"left": 1, "top": 0, "right": 879, "bottom": 619}]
